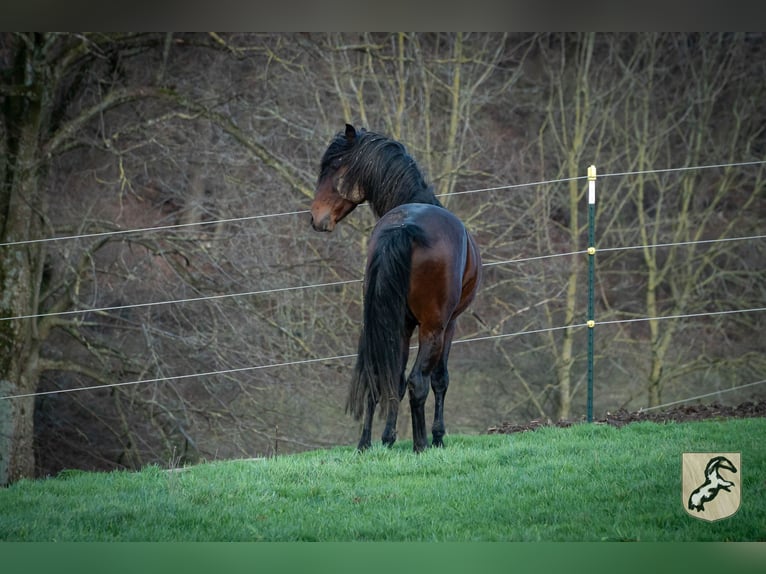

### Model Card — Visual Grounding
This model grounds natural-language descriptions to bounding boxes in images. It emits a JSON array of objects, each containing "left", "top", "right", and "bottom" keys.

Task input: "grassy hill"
[{"left": 1, "top": 418, "right": 764, "bottom": 542}]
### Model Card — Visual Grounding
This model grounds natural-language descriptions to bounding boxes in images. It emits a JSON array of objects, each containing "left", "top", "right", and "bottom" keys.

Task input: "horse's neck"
[
  {"left": 407, "top": 186, "right": 441, "bottom": 207},
  {"left": 414, "top": 185, "right": 441, "bottom": 206},
  {"left": 371, "top": 186, "right": 440, "bottom": 217}
]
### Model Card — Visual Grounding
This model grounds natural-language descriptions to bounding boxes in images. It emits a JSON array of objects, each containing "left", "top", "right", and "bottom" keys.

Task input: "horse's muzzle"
[{"left": 310, "top": 213, "right": 334, "bottom": 232}]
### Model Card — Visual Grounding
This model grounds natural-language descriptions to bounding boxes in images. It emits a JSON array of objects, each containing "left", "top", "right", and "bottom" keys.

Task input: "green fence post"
[{"left": 587, "top": 165, "right": 596, "bottom": 422}]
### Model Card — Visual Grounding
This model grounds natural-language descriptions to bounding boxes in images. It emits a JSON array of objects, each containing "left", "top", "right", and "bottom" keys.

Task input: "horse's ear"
[{"left": 345, "top": 123, "right": 356, "bottom": 142}]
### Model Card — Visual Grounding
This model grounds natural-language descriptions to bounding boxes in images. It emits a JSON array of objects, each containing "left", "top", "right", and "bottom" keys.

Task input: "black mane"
[{"left": 319, "top": 127, "right": 441, "bottom": 217}]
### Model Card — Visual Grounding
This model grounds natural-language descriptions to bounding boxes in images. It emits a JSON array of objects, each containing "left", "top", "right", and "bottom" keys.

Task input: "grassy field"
[{"left": 1, "top": 418, "right": 764, "bottom": 542}]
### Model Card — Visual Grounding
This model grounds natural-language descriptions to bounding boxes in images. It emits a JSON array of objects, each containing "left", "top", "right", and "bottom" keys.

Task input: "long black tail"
[{"left": 346, "top": 223, "right": 429, "bottom": 420}]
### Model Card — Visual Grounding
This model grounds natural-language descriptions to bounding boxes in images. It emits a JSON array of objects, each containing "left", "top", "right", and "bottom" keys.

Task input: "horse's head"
[{"left": 310, "top": 124, "right": 366, "bottom": 232}]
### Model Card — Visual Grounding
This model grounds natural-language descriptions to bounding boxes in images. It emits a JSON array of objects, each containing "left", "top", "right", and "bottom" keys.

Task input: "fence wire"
[
  {"left": 3, "top": 233, "right": 764, "bottom": 324},
  {"left": 1, "top": 323, "right": 587, "bottom": 401},
  {"left": 639, "top": 380, "right": 766, "bottom": 412},
  {"left": 3, "top": 304, "right": 764, "bottom": 402},
  {"left": 2, "top": 158, "right": 763, "bottom": 249},
  {"left": 1, "top": 159, "right": 764, "bottom": 409}
]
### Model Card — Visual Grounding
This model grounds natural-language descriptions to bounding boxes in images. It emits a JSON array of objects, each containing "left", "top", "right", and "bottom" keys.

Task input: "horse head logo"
[{"left": 682, "top": 453, "right": 741, "bottom": 522}]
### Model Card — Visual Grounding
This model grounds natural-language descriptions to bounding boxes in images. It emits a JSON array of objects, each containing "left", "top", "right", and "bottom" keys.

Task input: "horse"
[{"left": 310, "top": 124, "right": 482, "bottom": 453}]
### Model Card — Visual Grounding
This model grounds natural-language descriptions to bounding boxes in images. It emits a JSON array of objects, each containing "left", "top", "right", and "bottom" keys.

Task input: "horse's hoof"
[{"left": 381, "top": 431, "right": 397, "bottom": 448}]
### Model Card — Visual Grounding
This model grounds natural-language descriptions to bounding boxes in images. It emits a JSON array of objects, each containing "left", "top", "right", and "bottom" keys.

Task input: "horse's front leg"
[
  {"left": 430, "top": 362, "right": 448, "bottom": 447},
  {"left": 357, "top": 392, "right": 377, "bottom": 451}
]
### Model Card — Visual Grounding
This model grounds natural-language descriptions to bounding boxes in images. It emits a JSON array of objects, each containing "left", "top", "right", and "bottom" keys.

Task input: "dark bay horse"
[{"left": 310, "top": 124, "right": 482, "bottom": 452}]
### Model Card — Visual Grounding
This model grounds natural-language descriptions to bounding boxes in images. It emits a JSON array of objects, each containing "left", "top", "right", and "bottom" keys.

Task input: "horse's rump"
[{"left": 347, "top": 221, "right": 429, "bottom": 420}]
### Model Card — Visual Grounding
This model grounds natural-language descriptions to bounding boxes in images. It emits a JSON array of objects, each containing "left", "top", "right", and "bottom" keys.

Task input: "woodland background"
[{"left": 1, "top": 32, "right": 764, "bottom": 483}]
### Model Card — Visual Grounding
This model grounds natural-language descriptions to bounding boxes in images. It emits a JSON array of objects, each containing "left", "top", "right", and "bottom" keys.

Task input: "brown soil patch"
[{"left": 486, "top": 400, "right": 766, "bottom": 434}]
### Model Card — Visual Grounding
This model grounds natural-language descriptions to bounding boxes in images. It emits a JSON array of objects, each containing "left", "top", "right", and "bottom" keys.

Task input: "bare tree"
[
  {"left": 1, "top": 33, "right": 180, "bottom": 483},
  {"left": 473, "top": 33, "right": 765, "bottom": 419},
  {"left": 1, "top": 32, "right": 318, "bottom": 482},
  {"left": 597, "top": 33, "right": 766, "bottom": 406}
]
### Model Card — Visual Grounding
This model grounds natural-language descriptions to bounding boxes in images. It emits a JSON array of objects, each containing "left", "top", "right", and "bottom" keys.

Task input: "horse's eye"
[{"left": 330, "top": 158, "right": 343, "bottom": 170}]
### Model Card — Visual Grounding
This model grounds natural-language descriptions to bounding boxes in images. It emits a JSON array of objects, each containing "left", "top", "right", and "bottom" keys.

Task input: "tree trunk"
[
  {"left": 1, "top": 35, "right": 47, "bottom": 484},
  {"left": 0, "top": 166, "right": 45, "bottom": 485}
]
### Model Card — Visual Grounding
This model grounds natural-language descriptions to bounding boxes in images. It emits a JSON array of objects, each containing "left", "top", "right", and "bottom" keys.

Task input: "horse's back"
[
  {"left": 371, "top": 203, "right": 480, "bottom": 326},
  {"left": 372, "top": 203, "right": 464, "bottom": 246}
]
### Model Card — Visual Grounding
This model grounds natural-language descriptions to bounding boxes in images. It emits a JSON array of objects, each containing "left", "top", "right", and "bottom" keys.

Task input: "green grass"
[{"left": 1, "top": 419, "right": 764, "bottom": 541}]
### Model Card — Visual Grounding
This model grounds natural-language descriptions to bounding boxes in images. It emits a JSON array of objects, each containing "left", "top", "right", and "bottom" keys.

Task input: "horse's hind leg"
[
  {"left": 380, "top": 378, "right": 405, "bottom": 448},
  {"left": 408, "top": 326, "right": 445, "bottom": 453},
  {"left": 357, "top": 393, "right": 376, "bottom": 451},
  {"left": 431, "top": 320, "right": 456, "bottom": 447},
  {"left": 381, "top": 396, "right": 401, "bottom": 447},
  {"left": 382, "top": 321, "right": 415, "bottom": 447}
]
